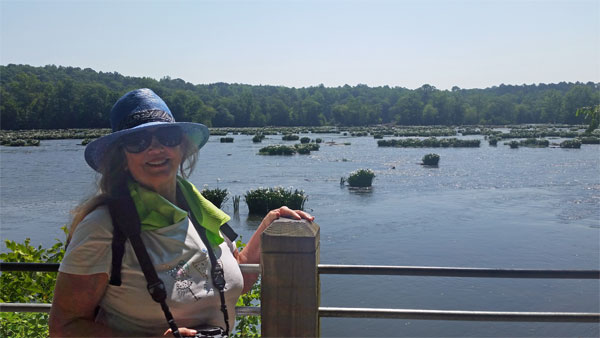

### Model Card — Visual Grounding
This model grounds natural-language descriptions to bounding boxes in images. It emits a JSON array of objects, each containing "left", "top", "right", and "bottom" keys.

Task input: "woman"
[{"left": 49, "top": 88, "right": 314, "bottom": 337}]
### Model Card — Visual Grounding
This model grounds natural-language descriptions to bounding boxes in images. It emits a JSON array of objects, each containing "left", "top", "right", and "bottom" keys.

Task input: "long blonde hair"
[{"left": 67, "top": 135, "right": 198, "bottom": 244}]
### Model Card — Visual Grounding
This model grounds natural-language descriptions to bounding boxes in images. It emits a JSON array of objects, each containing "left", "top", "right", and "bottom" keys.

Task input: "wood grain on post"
[{"left": 261, "top": 218, "right": 320, "bottom": 337}]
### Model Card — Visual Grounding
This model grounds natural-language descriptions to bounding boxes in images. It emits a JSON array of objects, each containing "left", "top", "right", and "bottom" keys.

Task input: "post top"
[{"left": 261, "top": 219, "right": 320, "bottom": 253}]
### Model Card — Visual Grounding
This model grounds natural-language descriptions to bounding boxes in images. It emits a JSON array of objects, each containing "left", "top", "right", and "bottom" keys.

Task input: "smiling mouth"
[{"left": 146, "top": 158, "right": 170, "bottom": 167}]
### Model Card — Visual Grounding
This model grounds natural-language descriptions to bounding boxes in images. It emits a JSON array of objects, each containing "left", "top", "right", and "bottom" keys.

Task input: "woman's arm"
[
  {"left": 236, "top": 206, "right": 314, "bottom": 293},
  {"left": 49, "top": 272, "right": 116, "bottom": 337}
]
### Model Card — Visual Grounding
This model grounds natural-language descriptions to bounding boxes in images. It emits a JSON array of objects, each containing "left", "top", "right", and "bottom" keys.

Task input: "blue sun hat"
[{"left": 84, "top": 88, "right": 209, "bottom": 171}]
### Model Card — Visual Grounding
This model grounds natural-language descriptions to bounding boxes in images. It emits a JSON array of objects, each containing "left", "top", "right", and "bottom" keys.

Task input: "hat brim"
[{"left": 84, "top": 122, "right": 209, "bottom": 172}]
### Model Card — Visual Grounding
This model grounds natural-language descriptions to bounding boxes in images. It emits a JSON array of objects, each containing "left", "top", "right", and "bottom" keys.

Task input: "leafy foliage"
[
  {"left": 576, "top": 105, "right": 600, "bottom": 133},
  {"left": 244, "top": 187, "right": 307, "bottom": 215},
  {"left": 560, "top": 139, "right": 582, "bottom": 148},
  {"left": 517, "top": 138, "right": 549, "bottom": 147},
  {"left": 252, "top": 134, "right": 265, "bottom": 143},
  {"left": 282, "top": 134, "right": 299, "bottom": 141},
  {"left": 258, "top": 143, "right": 319, "bottom": 155},
  {"left": 232, "top": 239, "right": 261, "bottom": 337},
  {"left": 1, "top": 64, "right": 598, "bottom": 130},
  {"left": 422, "top": 153, "right": 440, "bottom": 165},
  {"left": 201, "top": 187, "right": 229, "bottom": 208},
  {"left": 0, "top": 232, "right": 66, "bottom": 338},
  {"left": 346, "top": 169, "right": 375, "bottom": 187},
  {"left": 258, "top": 145, "right": 296, "bottom": 155},
  {"left": 378, "top": 137, "right": 480, "bottom": 148}
]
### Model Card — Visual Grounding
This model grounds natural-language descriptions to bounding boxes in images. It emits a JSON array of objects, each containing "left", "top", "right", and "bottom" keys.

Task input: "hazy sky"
[{"left": 1, "top": 0, "right": 598, "bottom": 90}]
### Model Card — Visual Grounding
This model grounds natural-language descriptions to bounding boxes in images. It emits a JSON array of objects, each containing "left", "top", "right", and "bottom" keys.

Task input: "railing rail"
[
  {"left": 2, "top": 220, "right": 600, "bottom": 337},
  {"left": 5, "top": 262, "right": 598, "bottom": 279},
  {"left": 319, "top": 307, "right": 600, "bottom": 322},
  {"left": 0, "top": 262, "right": 261, "bottom": 274},
  {"left": 318, "top": 264, "right": 600, "bottom": 279}
]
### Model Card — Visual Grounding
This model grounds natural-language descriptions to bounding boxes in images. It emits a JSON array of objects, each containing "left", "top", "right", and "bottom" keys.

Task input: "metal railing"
[
  {"left": 318, "top": 264, "right": 600, "bottom": 323},
  {"left": 2, "top": 262, "right": 598, "bottom": 323}
]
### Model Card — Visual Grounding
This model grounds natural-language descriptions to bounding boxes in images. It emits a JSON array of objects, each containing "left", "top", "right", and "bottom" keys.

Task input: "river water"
[{"left": 1, "top": 132, "right": 599, "bottom": 337}]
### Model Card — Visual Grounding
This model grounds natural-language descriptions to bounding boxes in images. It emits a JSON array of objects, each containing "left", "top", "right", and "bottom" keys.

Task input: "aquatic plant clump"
[
  {"left": 295, "top": 143, "right": 319, "bottom": 154},
  {"left": 0, "top": 128, "right": 110, "bottom": 141},
  {"left": 282, "top": 134, "right": 300, "bottom": 141},
  {"left": 252, "top": 134, "right": 265, "bottom": 143},
  {"left": 258, "top": 143, "right": 320, "bottom": 155},
  {"left": 560, "top": 139, "right": 582, "bottom": 149},
  {"left": 377, "top": 137, "right": 480, "bottom": 148},
  {"left": 300, "top": 137, "right": 311, "bottom": 144},
  {"left": 347, "top": 169, "right": 375, "bottom": 187},
  {"left": 580, "top": 136, "right": 600, "bottom": 144},
  {"left": 0, "top": 139, "right": 40, "bottom": 147},
  {"left": 244, "top": 187, "right": 307, "bottom": 215},
  {"left": 422, "top": 153, "right": 440, "bottom": 166},
  {"left": 258, "top": 145, "right": 296, "bottom": 155},
  {"left": 200, "top": 187, "right": 229, "bottom": 208},
  {"left": 518, "top": 138, "right": 549, "bottom": 147}
]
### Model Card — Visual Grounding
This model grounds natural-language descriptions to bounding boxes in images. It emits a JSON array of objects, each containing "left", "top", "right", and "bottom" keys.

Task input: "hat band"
[{"left": 117, "top": 109, "right": 175, "bottom": 131}]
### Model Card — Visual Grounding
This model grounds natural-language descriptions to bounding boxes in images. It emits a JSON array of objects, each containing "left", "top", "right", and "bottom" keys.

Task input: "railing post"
[{"left": 260, "top": 218, "right": 320, "bottom": 337}]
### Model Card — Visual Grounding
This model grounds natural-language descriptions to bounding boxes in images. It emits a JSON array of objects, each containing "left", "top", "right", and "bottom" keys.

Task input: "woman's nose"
[{"left": 147, "top": 136, "right": 164, "bottom": 151}]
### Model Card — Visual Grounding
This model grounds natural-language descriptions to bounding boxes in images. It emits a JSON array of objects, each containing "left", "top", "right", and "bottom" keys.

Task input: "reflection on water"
[{"left": 1, "top": 134, "right": 599, "bottom": 337}]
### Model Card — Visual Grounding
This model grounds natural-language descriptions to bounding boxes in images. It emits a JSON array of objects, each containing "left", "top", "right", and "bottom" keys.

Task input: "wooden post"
[{"left": 261, "top": 218, "right": 320, "bottom": 337}]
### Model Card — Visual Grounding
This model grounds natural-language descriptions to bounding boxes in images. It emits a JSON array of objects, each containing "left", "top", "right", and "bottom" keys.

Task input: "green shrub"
[
  {"left": 282, "top": 134, "right": 299, "bottom": 141},
  {"left": 200, "top": 187, "right": 229, "bottom": 208},
  {"left": 518, "top": 138, "right": 549, "bottom": 147},
  {"left": 346, "top": 169, "right": 375, "bottom": 187},
  {"left": 233, "top": 239, "right": 261, "bottom": 337},
  {"left": 1, "top": 234, "right": 66, "bottom": 338},
  {"left": 508, "top": 140, "right": 519, "bottom": 149},
  {"left": 560, "top": 139, "right": 582, "bottom": 148},
  {"left": 252, "top": 134, "right": 265, "bottom": 143},
  {"left": 488, "top": 137, "right": 499, "bottom": 146},
  {"left": 377, "top": 137, "right": 480, "bottom": 148},
  {"left": 0, "top": 139, "right": 40, "bottom": 147},
  {"left": 294, "top": 143, "right": 319, "bottom": 155},
  {"left": 422, "top": 153, "right": 440, "bottom": 165},
  {"left": 300, "top": 137, "right": 310, "bottom": 144},
  {"left": 258, "top": 145, "right": 296, "bottom": 155},
  {"left": 244, "top": 187, "right": 307, "bottom": 215},
  {"left": 220, "top": 137, "right": 234, "bottom": 143},
  {"left": 580, "top": 136, "right": 600, "bottom": 144}
]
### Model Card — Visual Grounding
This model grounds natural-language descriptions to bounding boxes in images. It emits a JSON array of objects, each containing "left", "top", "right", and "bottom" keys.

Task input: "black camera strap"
[
  {"left": 107, "top": 186, "right": 237, "bottom": 338},
  {"left": 108, "top": 196, "right": 183, "bottom": 338},
  {"left": 176, "top": 187, "right": 231, "bottom": 337}
]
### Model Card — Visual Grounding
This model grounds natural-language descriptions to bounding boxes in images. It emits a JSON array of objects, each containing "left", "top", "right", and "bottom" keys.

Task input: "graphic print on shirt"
[
  {"left": 168, "top": 260, "right": 200, "bottom": 301},
  {"left": 192, "top": 248, "right": 213, "bottom": 292}
]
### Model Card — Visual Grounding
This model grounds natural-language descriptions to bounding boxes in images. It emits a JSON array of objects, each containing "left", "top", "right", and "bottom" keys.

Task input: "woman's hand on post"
[{"left": 260, "top": 206, "right": 314, "bottom": 231}]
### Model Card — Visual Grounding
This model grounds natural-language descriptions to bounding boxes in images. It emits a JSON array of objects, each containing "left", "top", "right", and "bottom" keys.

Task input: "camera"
[{"left": 183, "top": 326, "right": 227, "bottom": 338}]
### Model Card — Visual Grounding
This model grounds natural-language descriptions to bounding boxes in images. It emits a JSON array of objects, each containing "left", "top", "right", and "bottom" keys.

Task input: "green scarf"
[{"left": 128, "top": 177, "right": 230, "bottom": 245}]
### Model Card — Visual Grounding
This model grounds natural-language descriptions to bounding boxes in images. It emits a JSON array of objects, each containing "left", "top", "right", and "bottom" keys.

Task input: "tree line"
[{"left": 1, "top": 64, "right": 598, "bottom": 130}]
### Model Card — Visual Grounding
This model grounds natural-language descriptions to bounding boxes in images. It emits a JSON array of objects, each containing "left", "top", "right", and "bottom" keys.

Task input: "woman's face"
[{"left": 124, "top": 129, "right": 183, "bottom": 194}]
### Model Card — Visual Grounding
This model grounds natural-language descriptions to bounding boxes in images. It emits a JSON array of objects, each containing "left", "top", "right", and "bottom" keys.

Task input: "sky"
[{"left": 1, "top": 0, "right": 599, "bottom": 90}]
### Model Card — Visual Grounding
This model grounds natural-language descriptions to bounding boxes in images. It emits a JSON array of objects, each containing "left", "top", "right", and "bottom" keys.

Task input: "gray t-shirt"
[{"left": 59, "top": 205, "right": 244, "bottom": 336}]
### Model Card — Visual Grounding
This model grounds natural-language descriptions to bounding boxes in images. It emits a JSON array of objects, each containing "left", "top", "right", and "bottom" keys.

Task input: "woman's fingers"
[
  {"left": 164, "top": 327, "right": 197, "bottom": 336},
  {"left": 278, "top": 206, "right": 315, "bottom": 221}
]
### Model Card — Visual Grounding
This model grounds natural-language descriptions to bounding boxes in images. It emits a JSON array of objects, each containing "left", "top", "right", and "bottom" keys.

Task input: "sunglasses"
[{"left": 121, "top": 126, "right": 183, "bottom": 153}]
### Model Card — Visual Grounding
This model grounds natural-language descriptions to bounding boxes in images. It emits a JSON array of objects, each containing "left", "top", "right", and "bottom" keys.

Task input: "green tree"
[{"left": 576, "top": 105, "right": 600, "bottom": 133}]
